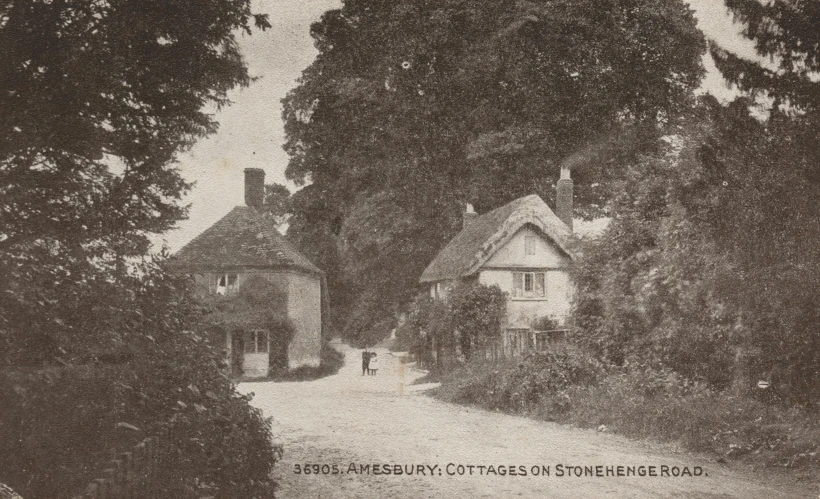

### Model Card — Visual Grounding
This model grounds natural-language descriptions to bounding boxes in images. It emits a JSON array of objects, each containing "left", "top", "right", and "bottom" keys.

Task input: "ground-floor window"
[{"left": 244, "top": 330, "right": 269, "bottom": 354}]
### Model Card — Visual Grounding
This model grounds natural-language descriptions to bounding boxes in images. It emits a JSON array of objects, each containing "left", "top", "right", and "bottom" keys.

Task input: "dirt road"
[{"left": 240, "top": 342, "right": 817, "bottom": 498}]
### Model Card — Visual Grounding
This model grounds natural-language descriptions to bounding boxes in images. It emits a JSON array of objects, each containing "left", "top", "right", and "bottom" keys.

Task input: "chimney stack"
[
  {"left": 463, "top": 203, "right": 478, "bottom": 229},
  {"left": 244, "top": 168, "right": 265, "bottom": 209},
  {"left": 556, "top": 166, "right": 573, "bottom": 232}
]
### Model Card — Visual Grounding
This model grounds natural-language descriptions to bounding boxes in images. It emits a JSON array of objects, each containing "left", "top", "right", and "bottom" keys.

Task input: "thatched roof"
[
  {"left": 420, "top": 195, "right": 574, "bottom": 283},
  {"left": 169, "top": 206, "right": 322, "bottom": 275}
]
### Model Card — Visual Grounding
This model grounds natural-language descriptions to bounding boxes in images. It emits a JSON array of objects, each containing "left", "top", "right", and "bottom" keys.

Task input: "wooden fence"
[
  {"left": 414, "top": 328, "right": 570, "bottom": 369},
  {"left": 471, "top": 328, "right": 570, "bottom": 364},
  {"left": 72, "top": 437, "right": 196, "bottom": 499}
]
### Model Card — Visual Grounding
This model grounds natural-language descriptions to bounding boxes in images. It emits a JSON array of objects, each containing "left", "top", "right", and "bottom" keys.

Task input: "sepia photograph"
[{"left": 1, "top": 0, "right": 819, "bottom": 497}]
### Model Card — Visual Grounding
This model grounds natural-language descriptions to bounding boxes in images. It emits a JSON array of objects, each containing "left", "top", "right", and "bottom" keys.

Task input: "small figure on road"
[
  {"left": 362, "top": 349, "right": 370, "bottom": 376},
  {"left": 368, "top": 352, "right": 379, "bottom": 375}
]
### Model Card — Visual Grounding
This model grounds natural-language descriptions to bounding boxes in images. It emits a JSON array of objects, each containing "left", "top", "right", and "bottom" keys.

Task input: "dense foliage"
[
  {"left": 396, "top": 283, "right": 506, "bottom": 364},
  {"left": 712, "top": 0, "right": 820, "bottom": 113},
  {"left": 197, "top": 275, "right": 294, "bottom": 372},
  {"left": 449, "top": 283, "right": 507, "bottom": 356},
  {"left": 709, "top": 0, "right": 820, "bottom": 402},
  {"left": 282, "top": 0, "right": 706, "bottom": 344},
  {"left": 0, "top": 263, "right": 278, "bottom": 498},
  {"left": 0, "top": 0, "right": 269, "bottom": 364},
  {"left": 0, "top": 1, "right": 279, "bottom": 496},
  {"left": 263, "top": 182, "right": 294, "bottom": 231},
  {"left": 394, "top": 294, "right": 452, "bottom": 364},
  {"left": 572, "top": 96, "right": 820, "bottom": 402},
  {"left": 434, "top": 343, "right": 605, "bottom": 414},
  {"left": 570, "top": 1, "right": 820, "bottom": 404}
]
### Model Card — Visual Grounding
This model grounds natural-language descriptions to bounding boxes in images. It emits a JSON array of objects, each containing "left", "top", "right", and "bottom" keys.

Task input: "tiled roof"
[
  {"left": 169, "top": 206, "right": 322, "bottom": 275},
  {"left": 419, "top": 195, "right": 573, "bottom": 283}
]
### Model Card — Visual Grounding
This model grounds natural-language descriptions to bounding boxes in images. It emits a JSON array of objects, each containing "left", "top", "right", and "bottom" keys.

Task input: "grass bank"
[{"left": 429, "top": 344, "right": 820, "bottom": 475}]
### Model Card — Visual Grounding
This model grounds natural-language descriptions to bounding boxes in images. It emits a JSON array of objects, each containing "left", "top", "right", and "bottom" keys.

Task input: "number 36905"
[{"left": 293, "top": 463, "right": 341, "bottom": 475}]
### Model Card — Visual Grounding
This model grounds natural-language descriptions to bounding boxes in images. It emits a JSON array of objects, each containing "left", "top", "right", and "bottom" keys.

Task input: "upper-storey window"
[
  {"left": 431, "top": 282, "right": 450, "bottom": 300},
  {"left": 525, "top": 236, "right": 536, "bottom": 255},
  {"left": 216, "top": 273, "right": 238, "bottom": 295}
]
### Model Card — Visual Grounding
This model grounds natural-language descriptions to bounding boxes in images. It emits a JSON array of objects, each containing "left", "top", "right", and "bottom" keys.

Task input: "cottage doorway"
[
  {"left": 242, "top": 330, "right": 270, "bottom": 378},
  {"left": 231, "top": 332, "right": 244, "bottom": 378}
]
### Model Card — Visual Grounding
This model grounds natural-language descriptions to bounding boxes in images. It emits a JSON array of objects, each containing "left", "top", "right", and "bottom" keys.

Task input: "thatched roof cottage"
[{"left": 421, "top": 168, "right": 576, "bottom": 333}]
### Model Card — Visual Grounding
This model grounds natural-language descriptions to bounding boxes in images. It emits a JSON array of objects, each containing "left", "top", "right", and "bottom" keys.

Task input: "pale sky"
[{"left": 157, "top": 0, "right": 761, "bottom": 252}]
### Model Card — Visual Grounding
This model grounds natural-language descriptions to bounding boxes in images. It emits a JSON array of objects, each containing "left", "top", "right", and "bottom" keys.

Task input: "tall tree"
[
  {"left": 0, "top": 0, "right": 270, "bottom": 362},
  {"left": 282, "top": 0, "right": 706, "bottom": 343},
  {"left": 0, "top": 3, "right": 282, "bottom": 497},
  {"left": 712, "top": 0, "right": 820, "bottom": 112},
  {"left": 573, "top": 95, "right": 820, "bottom": 402},
  {"left": 705, "top": 0, "right": 820, "bottom": 401},
  {"left": 263, "top": 182, "right": 293, "bottom": 230}
]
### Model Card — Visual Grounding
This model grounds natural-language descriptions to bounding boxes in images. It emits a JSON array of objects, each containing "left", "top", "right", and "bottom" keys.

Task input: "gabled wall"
[
  {"left": 483, "top": 225, "right": 569, "bottom": 269},
  {"left": 478, "top": 269, "right": 572, "bottom": 326},
  {"left": 477, "top": 226, "right": 573, "bottom": 327}
]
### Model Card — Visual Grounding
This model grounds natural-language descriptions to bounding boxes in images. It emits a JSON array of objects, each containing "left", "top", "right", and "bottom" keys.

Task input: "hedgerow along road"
[{"left": 239, "top": 341, "right": 816, "bottom": 498}]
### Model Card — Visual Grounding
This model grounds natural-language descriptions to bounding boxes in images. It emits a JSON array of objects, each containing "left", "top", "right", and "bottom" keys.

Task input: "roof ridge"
[
  {"left": 419, "top": 194, "right": 573, "bottom": 283},
  {"left": 476, "top": 193, "right": 538, "bottom": 218}
]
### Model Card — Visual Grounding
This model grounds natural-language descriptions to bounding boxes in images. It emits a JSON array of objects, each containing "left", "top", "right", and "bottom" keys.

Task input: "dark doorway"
[{"left": 231, "top": 331, "right": 244, "bottom": 378}]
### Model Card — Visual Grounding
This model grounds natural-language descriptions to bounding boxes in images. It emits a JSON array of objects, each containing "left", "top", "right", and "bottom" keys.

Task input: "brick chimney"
[
  {"left": 463, "top": 203, "right": 478, "bottom": 229},
  {"left": 556, "top": 166, "right": 573, "bottom": 232},
  {"left": 244, "top": 168, "right": 265, "bottom": 209}
]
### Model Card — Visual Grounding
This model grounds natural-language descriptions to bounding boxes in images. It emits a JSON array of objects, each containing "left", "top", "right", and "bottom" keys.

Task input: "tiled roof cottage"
[{"left": 171, "top": 168, "right": 325, "bottom": 377}]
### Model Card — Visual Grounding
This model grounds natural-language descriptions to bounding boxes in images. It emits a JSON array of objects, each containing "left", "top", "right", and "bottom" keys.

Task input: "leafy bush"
[
  {"left": 393, "top": 294, "right": 451, "bottom": 367},
  {"left": 570, "top": 99, "right": 820, "bottom": 403},
  {"left": 0, "top": 262, "right": 279, "bottom": 498},
  {"left": 126, "top": 328, "right": 278, "bottom": 499},
  {"left": 433, "top": 354, "right": 820, "bottom": 469},
  {"left": 532, "top": 315, "right": 560, "bottom": 331},
  {"left": 567, "top": 365, "right": 720, "bottom": 451},
  {"left": 449, "top": 283, "right": 507, "bottom": 357},
  {"left": 502, "top": 345, "right": 606, "bottom": 412},
  {"left": 0, "top": 366, "right": 132, "bottom": 496},
  {"left": 434, "top": 343, "right": 605, "bottom": 416},
  {"left": 397, "top": 283, "right": 505, "bottom": 366}
]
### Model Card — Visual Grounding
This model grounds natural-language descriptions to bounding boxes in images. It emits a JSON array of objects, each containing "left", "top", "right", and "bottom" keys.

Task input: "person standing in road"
[
  {"left": 362, "top": 349, "right": 370, "bottom": 376},
  {"left": 368, "top": 352, "right": 379, "bottom": 375}
]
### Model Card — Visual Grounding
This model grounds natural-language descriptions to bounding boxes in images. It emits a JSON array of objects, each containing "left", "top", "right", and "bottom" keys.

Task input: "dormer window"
[
  {"left": 216, "top": 273, "right": 238, "bottom": 295},
  {"left": 431, "top": 282, "right": 449, "bottom": 299}
]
